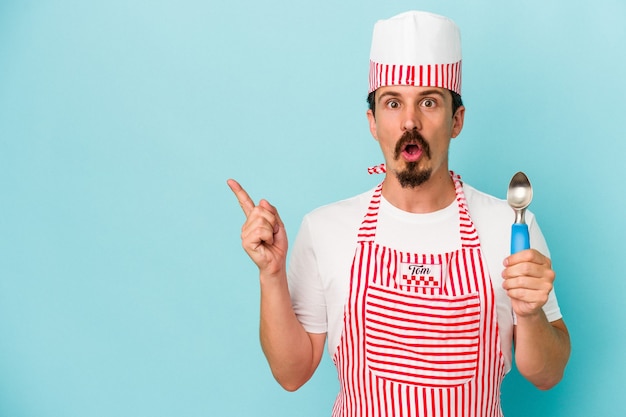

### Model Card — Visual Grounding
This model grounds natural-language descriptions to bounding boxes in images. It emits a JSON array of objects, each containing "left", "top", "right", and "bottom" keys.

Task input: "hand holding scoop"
[{"left": 507, "top": 172, "right": 533, "bottom": 254}]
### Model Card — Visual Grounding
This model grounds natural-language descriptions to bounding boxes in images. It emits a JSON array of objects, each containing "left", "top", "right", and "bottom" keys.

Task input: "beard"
[
  {"left": 393, "top": 129, "right": 432, "bottom": 188},
  {"left": 396, "top": 163, "right": 432, "bottom": 188}
]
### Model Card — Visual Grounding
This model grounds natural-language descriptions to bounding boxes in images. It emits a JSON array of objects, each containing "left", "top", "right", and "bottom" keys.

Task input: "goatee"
[{"left": 393, "top": 129, "right": 432, "bottom": 188}]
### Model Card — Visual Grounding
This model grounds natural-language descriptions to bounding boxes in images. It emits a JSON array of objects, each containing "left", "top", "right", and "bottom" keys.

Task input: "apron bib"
[{"left": 331, "top": 173, "right": 505, "bottom": 417}]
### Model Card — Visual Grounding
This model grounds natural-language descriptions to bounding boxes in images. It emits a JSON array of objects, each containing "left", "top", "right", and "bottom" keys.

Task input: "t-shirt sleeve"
[{"left": 287, "top": 215, "right": 328, "bottom": 334}]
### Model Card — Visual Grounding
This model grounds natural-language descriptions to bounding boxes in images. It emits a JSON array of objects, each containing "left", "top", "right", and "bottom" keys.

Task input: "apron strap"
[
  {"left": 453, "top": 172, "right": 481, "bottom": 249},
  {"left": 356, "top": 182, "right": 383, "bottom": 243}
]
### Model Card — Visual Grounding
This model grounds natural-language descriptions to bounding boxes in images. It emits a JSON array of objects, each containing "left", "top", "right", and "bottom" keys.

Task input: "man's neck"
[{"left": 381, "top": 170, "right": 457, "bottom": 214}]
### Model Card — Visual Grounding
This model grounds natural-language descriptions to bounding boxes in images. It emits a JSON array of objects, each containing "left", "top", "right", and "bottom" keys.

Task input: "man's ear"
[
  {"left": 451, "top": 105, "right": 465, "bottom": 138},
  {"left": 366, "top": 109, "right": 378, "bottom": 141}
]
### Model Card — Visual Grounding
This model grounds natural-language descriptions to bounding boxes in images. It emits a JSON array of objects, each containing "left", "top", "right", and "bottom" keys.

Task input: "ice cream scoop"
[{"left": 507, "top": 171, "right": 533, "bottom": 254}]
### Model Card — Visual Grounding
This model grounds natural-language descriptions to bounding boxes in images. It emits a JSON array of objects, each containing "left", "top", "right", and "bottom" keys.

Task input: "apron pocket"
[{"left": 364, "top": 283, "right": 481, "bottom": 388}]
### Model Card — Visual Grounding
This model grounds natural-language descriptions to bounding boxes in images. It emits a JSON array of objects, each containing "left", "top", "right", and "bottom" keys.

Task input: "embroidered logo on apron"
[{"left": 399, "top": 262, "right": 443, "bottom": 290}]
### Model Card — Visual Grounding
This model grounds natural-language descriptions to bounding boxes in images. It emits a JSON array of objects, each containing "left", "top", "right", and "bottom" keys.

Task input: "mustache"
[{"left": 393, "top": 129, "right": 431, "bottom": 160}]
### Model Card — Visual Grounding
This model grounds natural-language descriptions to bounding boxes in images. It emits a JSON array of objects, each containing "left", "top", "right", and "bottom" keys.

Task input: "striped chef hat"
[{"left": 368, "top": 11, "right": 462, "bottom": 95}]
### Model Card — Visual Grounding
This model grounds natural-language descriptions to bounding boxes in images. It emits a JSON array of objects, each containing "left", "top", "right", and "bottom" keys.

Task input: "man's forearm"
[
  {"left": 514, "top": 314, "right": 570, "bottom": 390},
  {"left": 259, "top": 272, "right": 324, "bottom": 392}
]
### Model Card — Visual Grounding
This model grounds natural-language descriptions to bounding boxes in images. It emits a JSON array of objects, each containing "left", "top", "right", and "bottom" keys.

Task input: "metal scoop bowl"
[{"left": 507, "top": 171, "right": 533, "bottom": 254}]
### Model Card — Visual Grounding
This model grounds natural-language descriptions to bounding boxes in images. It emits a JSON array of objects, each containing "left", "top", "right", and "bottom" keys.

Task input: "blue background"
[{"left": 1, "top": 0, "right": 625, "bottom": 416}]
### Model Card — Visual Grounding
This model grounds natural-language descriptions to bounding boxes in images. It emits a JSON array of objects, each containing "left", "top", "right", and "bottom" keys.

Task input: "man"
[{"left": 228, "top": 10, "right": 570, "bottom": 416}]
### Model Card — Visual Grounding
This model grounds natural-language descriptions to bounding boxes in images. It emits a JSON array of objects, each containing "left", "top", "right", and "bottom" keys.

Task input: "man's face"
[{"left": 367, "top": 85, "right": 465, "bottom": 188}]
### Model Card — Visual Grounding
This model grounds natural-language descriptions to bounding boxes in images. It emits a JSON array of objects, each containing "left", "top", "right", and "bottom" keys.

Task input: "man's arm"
[
  {"left": 259, "top": 270, "right": 326, "bottom": 391},
  {"left": 227, "top": 179, "right": 325, "bottom": 391},
  {"left": 502, "top": 249, "right": 571, "bottom": 390},
  {"left": 514, "top": 316, "right": 570, "bottom": 390}
]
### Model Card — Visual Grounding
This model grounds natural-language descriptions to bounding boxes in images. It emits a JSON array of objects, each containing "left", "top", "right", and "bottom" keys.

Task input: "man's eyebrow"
[
  {"left": 418, "top": 89, "right": 447, "bottom": 98},
  {"left": 376, "top": 91, "right": 401, "bottom": 104},
  {"left": 376, "top": 88, "right": 447, "bottom": 104}
]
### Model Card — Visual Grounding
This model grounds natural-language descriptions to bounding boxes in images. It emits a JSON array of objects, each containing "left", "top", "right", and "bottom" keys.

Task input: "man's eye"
[
  {"left": 422, "top": 99, "right": 436, "bottom": 108},
  {"left": 387, "top": 100, "right": 400, "bottom": 109}
]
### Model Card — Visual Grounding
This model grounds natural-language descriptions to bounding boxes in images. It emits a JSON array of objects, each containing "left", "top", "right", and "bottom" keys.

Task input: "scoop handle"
[{"left": 511, "top": 223, "right": 530, "bottom": 254}]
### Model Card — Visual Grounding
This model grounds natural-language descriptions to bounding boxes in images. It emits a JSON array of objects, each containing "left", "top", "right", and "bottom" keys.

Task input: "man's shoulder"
[
  {"left": 462, "top": 182, "right": 514, "bottom": 230},
  {"left": 292, "top": 187, "right": 376, "bottom": 251},
  {"left": 463, "top": 182, "right": 508, "bottom": 210}
]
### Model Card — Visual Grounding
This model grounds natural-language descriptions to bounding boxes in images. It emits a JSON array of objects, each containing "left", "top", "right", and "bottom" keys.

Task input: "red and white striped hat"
[{"left": 368, "top": 11, "right": 462, "bottom": 95}]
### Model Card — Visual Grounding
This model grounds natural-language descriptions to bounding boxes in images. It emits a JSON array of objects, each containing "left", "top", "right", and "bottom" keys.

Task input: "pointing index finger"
[{"left": 227, "top": 179, "right": 255, "bottom": 217}]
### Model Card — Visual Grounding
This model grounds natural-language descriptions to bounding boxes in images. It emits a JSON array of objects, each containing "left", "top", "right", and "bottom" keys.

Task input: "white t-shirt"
[{"left": 287, "top": 182, "right": 562, "bottom": 373}]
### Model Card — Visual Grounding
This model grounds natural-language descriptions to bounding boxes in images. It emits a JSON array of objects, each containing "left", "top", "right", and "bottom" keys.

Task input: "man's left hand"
[{"left": 502, "top": 249, "right": 555, "bottom": 318}]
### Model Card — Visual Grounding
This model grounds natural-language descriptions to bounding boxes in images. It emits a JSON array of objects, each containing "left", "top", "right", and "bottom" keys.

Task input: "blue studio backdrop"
[{"left": 1, "top": 1, "right": 625, "bottom": 416}]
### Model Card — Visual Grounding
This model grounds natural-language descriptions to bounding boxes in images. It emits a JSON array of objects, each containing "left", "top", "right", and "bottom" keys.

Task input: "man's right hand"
[{"left": 227, "top": 179, "right": 288, "bottom": 277}]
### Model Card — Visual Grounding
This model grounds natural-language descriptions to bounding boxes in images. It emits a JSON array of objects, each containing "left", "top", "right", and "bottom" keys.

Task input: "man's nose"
[{"left": 402, "top": 107, "right": 421, "bottom": 131}]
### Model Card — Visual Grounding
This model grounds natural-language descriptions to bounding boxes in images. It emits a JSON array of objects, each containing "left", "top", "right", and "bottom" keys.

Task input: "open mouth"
[
  {"left": 394, "top": 129, "right": 431, "bottom": 163},
  {"left": 405, "top": 144, "right": 420, "bottom": 155},
  {"left": 401, "top": 143, "right": 422, "bottom": 162}
]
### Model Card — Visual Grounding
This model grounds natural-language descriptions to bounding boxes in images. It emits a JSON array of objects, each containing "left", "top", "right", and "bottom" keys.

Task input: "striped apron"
[{"left": 331, "top": 173, "right": 505, "bottom": 417}]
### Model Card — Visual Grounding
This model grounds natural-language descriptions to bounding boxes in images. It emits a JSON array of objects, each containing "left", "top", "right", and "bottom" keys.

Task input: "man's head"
[{"left": 366, "top": 11, "right": 465, "bottom": 189}]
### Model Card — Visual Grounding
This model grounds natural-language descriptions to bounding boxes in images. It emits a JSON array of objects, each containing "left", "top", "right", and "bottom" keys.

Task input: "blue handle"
[{"left": 511, "top": 223, "right": 530, "bottom": 254}]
